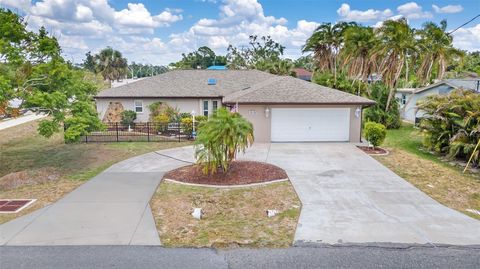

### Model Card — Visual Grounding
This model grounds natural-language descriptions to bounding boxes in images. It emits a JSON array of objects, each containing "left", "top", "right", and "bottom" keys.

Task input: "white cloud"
[
  {"left": 397, "top": 2, "right": 432, "bottom": 19},
  {"left": 337, "top": 3, "right": 392, "bottom": 22},
  {"left": 114, "top": 3, "right": 182, "bottom": 29},
  {"left": 432, "top": 4, "right": 463, "bottom": 14},
  {"left": 452, "top": 23, "right": 480, "bottom": 51},
  {"left": 0, "top": 0, "right": 30, "bottom": 11}
]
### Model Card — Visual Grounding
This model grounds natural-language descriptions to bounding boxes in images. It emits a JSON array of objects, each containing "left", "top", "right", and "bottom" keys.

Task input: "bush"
[
  {"left": 153, "top": 114, "right": 170, "bottom": 132},
  {"left": 121, "top": 110, "right": 136, "bottom": 126},
  {"left": 364, "top": 122, "right": 386, "bottom": 149},
  {"left": 418, "top": 89, "right": 480, "bottom": 167},
  {"left": 363, "top": 83, "right": 401, "bottom": 129},
  {"left": 148, "top": 102, "right": 180, "bottom": 122}
]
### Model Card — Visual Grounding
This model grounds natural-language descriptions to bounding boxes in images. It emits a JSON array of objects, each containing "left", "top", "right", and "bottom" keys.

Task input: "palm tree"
[
  {"left": 416, "top": 20, "right": 464, "bottom": 85},
  {"left": 303, "top": 22, "right": 354, "bottom": 85},
  {"left": 195, "top": 108, "right": 254, "bottom": 174},
  {"left": 95, "top": 47, "right": 128, "bottom": 84},
  {"left": 341, "top": 25, "right": 379, "bottom": 84},
  {"left": 373, "top": 18, "right": 415, "bottom": 111}
]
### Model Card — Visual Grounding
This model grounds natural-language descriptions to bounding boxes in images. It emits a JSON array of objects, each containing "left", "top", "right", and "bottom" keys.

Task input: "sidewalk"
[{"left": 0, "top": 112, "right": 47, "bottom": 131}]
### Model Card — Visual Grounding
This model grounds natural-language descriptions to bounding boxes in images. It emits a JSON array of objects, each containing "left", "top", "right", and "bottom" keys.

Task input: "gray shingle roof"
[
  {"left": 223, "top": 75, "right": 375, "bottom": 105},
  {"left": 96, "top": 70, "right": 273, "bottom": 98},
  {"left": 96, "top": 70, "right": 375, "bottom": 105},
  {"left": 416, "top": 79, "right": 480, "bottom": 93}
]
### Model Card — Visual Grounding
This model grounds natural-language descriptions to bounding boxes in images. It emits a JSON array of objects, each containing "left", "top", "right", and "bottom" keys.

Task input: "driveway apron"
[{"left": 0, "top": 147, "right": 194, "bottom": 246}]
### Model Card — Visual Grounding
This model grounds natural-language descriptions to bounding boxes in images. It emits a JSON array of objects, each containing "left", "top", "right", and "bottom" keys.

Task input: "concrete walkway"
[
  {"left": 1, "top": 143, "right": 479, "bottom": 246},
  {"left": 0, "top": 147, "right": 194, "bottom": 245},
  {"left": 0, "top": 112, "right": 46, "bottom": 131}
]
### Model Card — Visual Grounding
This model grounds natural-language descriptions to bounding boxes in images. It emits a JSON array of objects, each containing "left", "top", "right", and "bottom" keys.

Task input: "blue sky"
[{"left": 1, "top": 0, "right": 479, "bottom": 65}]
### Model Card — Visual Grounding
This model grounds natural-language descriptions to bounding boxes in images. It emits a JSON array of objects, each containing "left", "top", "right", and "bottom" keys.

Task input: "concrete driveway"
[
  {"left": 1, "top": 143, "right": 479, "bottom": 246},
  {"left": 245, "top": 143, "right": 480, "bottom": 246}
]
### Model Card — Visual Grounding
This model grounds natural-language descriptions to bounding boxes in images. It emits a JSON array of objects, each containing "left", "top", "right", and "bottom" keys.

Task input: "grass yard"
[
  {"left": 0, "top": 120, "right": 192, "bottom": 224},
  {"left": 150, "top": 181, "right": 301, "bottom": 248},
  {"left": 374, "top": 123, "right": 480, "bottom": 220}
]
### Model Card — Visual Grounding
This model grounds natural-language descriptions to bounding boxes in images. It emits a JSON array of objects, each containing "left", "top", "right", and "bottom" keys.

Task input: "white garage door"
[{"left": 271, "top": 108, "right": 350, "bottom": 142}]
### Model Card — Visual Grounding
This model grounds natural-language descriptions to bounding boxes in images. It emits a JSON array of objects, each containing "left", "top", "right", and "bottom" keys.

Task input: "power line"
[{"left": 448, "top": 14, "right": 480, "bottom": 35}]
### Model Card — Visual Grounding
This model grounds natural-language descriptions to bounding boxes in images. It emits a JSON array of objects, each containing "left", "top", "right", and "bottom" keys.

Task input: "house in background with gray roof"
[
  {"left": 396, "top": 79, "right": 480, "bottom": 123},
  {"left": 95, "top": 70, "right": 375, "bottom": 143}
]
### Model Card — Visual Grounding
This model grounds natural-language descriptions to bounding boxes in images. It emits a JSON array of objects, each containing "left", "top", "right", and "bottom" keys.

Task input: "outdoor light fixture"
[
  {"left": 265, "top": 107, "right": 270, "bottom": 118},
  {"left": 355, "top": 107, "right": 361, "bottom": 118},
  {"left": 191, "top": 110, "right": 196, "bottom": 138}
]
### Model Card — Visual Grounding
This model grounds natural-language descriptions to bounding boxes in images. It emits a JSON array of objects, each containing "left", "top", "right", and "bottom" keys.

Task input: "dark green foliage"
[
  {"left": 364, "top": 122, "right": 387, "bottom": 148},
  {"left": 121, "top": 110, "right": 137, "bottom": 126},
  {"left": 312, "top": 71, "right": 368, "bottom": 95},
  {"left": 418, "top": 90, "right": 480, "bottom": 167},
  {"left": 170, "top": 46, "right": 226, "bottom": 69},
  {"left": 227, "top": 35, "right": 285, "bottom": 70},
  {"left": 363, "top": 83, "right": 401, "bottom": 129},
  {"left": 0, "top": 8, "right": 102, "bottom": 142}
]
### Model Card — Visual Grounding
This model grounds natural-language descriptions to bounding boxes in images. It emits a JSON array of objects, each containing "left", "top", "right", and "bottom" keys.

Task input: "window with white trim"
[
  {"left": 212, "top": 100, "right": 218, "bottom": 113},
  {"left": 134, "top": 100, "right": 143, "bottom": 113},
  {"left": 203, "top": 100, "right": 209, "bottom": 116}
]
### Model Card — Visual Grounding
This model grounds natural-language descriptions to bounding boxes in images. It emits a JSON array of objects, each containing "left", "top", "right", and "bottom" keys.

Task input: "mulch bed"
[
  {"left": 357, "top": 146, "right": 388, "bottom": 155},
  {"left": 164, "top": 161, "right": 288, "bottom": 185}
]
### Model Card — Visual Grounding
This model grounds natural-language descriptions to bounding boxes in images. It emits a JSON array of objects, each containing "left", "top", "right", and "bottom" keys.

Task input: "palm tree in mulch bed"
[{"left": 194, "top": 107, "right": 254, "bottom": 175}]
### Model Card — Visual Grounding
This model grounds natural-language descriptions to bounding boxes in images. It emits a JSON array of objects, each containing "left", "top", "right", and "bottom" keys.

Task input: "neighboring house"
[
  {"left": 95, "top": 70, "right": 375, "bottom": 143},
  {"left": 293, "top": 68, "right": 312, "bottom": 81},
  {"left": 395, "top": 79, "right": 480, "bottom": 123}
]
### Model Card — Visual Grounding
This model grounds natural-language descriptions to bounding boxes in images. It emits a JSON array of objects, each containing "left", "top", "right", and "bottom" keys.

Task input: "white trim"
[{"left": 134, "top": 100, "right": 143, "bottom": 113}]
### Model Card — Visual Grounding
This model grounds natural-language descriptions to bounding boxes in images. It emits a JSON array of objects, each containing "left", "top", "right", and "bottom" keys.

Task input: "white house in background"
[{"left": 395, "top": 79, "right": 480, "bottom": 123}]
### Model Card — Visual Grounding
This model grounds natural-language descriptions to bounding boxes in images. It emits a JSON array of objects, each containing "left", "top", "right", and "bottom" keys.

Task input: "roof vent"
[{"left": 208, "top": 78, "right": 217, "bottom": 85}]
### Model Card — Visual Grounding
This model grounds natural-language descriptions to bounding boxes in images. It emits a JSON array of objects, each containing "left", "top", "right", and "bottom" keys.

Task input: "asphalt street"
[{"left": 1, "top": 245, "right": 479, "bottom": 269}]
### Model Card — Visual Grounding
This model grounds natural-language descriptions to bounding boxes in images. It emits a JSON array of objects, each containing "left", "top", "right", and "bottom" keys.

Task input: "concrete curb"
[{"left": 163, "top": 178, "right": 290, "bottom": 188}]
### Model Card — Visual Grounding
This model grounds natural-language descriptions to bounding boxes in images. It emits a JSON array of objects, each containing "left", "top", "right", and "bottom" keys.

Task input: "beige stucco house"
[{"left": 95, "top": 70, "right": 375, "bottom": 142}]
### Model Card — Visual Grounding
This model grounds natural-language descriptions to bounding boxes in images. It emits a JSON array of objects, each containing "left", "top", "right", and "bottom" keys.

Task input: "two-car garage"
[{"left": 270, "top": 108, "right": 351, "bottom": 142}]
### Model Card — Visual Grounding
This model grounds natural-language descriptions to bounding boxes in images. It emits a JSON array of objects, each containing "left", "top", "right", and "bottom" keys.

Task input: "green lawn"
[
  {"left": 374, "top": 123, "right": 480, "bottom": 219},
  {"left": 0, "top": 120, "right": 192, "bottom": 223}
]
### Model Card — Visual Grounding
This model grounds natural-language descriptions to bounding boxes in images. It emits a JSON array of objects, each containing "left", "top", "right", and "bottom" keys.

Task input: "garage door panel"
[{"left": 271, "top": 108, "right": 350, "bottom": 142}]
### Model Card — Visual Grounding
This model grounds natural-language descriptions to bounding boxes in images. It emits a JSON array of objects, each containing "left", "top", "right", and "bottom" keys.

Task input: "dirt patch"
[
  {"left": 0, "top": 168, "right": 62, "bottom": 191},
  {"left": 150, "top": 181, "right": 301, "bottom": 248},
  {"left": 357, "top": 146, "right": 388, "bottom": 155},
  {"left": 164, "top": 161, "right": 288, "bottom": 185}
]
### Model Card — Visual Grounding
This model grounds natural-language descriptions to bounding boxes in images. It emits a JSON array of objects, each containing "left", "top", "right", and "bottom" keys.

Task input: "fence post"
[
  {"left": 147, "top": 122, "right": 150, "bottom": 142},
  {"left": 116, "top": 122, "right": 119, "bottom": 142}
]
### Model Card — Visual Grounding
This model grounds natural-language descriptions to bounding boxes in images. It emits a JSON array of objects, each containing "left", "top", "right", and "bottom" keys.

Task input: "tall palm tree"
[
  {"left": 416, "top": 20, "right": 463, "bottom": 85},
  {"left": 303, "top": 22, "right": 354, "bottom": 85},
  {"left": 341, "top": 25, "right": 379, "bottom": 84},
  {"left": 95, "top": 47, "right": 128, "bottom": 84},
  {"left": 373, "top": 18, "right": 415, "bottom": 111}
]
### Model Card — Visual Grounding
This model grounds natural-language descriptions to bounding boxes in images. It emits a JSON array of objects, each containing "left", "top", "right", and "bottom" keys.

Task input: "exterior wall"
[
  {"left": 396, "top": 85, "right": 453, "bottom": 122},
  {"left": 95, "top": 98, "right": 222, "bottom": 122},
  {"left": 237, "top": 104, "right": 363, "bottom": 143}
]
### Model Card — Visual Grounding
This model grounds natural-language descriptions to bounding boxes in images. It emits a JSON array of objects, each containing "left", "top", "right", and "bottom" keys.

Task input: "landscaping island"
[{"left": 164, "top": 161, "right": 288, "bottom": 185}]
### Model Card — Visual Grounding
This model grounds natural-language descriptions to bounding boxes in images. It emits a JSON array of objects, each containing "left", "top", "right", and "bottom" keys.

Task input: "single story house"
[
  {"left": 95, "top": 70, "right": 375, "bottom": 143},
  {"left": 396, "top": 79, "right": 480, "bottom": 123}
]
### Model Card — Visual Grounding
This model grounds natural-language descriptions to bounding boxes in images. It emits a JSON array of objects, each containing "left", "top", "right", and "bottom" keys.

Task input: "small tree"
[
  {"left": 121, "top": 110, "right": 136, "bottom": 126},
  {"left": 364, "top": 122, "right": 387, "bottom": 149},
  {"left": 195, "top": 108, "right": 254, "bottom": 174}
]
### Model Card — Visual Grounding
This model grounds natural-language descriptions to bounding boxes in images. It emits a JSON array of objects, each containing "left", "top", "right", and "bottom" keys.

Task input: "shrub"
[
  {"left": 363, "top": 83, "right": 401, "bottom": 129},
  {"left": 179, "top": 112, "right": 192, "bottom": 119},
  {"left": 195, "top": 107, "right": 254, "bottom": 174},
  {"left": 418, "top": 89, "right": 480, "bottom": 167},
  {"left": 153, "top": 114, "right": 170, "bottom": 132},
  {"left": 148, "top": 102, "right": 180, "bottom": 122},
  {"left": 121, "top": 110, "right": 136, "bottom": 126},
  {"left": 181, "top": 117, "right": 193, "bottom": 136},
  {"left": 364, "top": 121, "right": 386, "bottom": 149}
]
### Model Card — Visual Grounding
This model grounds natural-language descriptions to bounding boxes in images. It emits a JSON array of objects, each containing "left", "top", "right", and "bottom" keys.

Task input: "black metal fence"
[{"left": 75, "top": 122, "right": 195, "bottom": 143}]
